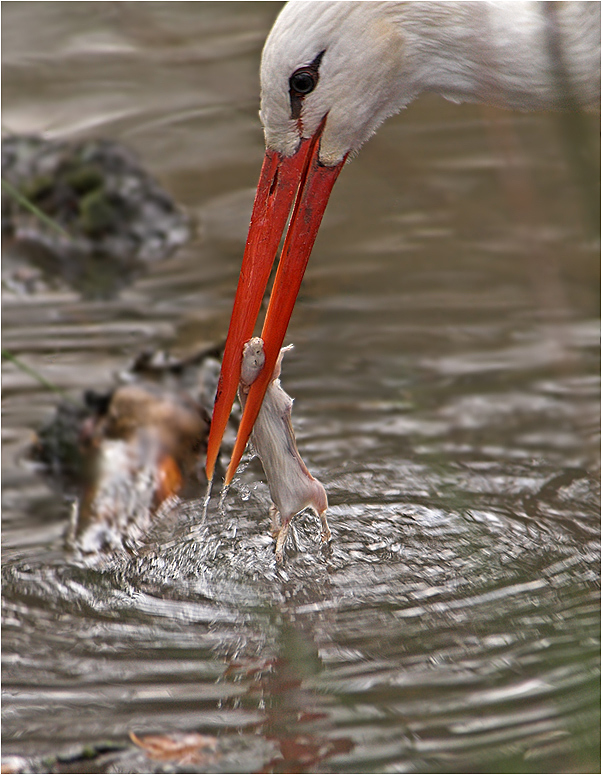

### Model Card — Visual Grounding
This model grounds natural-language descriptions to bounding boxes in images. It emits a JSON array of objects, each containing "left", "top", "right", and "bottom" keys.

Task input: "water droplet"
[
  {"left": 199, "top": 480, "right": 213, "bottom": 523},
  {"left": 217, "top": 485, "right": 230, "bottom": 517}
]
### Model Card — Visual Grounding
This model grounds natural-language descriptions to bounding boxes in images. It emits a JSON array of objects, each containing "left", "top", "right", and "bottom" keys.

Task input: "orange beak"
[{"left": 205, "top": 119, "right": 346, "bottom": 486}]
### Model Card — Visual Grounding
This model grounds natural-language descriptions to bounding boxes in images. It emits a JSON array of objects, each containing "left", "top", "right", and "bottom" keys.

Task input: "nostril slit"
[{"left": 269, "top": 169, "right": 278, "bottom": 197}]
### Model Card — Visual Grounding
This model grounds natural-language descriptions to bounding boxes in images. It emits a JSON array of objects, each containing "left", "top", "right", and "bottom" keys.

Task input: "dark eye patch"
[{"left": 289, "top": 49, "right": 325, "bottom": 120}]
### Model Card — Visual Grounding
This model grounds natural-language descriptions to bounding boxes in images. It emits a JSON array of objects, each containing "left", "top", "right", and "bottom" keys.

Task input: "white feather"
[{"left": 260, "top": 1, "right": 600, "bottom": 164}]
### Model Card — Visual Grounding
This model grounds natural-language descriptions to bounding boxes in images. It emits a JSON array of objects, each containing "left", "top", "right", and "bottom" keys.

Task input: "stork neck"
[{"left": 401, "top": 1, "right": 599, "bottom": 111}]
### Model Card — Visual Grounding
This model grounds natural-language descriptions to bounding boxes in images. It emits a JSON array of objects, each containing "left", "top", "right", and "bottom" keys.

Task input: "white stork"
[{"left": 205, "top": 1, "right": 600, "bottom": 484}]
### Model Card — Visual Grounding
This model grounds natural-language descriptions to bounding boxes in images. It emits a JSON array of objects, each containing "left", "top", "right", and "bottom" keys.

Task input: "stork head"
[
  {"left": 261, "top": 1, "right": 408, "bottom": 164},
  {"left": 205, "top": 2, "right": 408, "bottom": 484}
]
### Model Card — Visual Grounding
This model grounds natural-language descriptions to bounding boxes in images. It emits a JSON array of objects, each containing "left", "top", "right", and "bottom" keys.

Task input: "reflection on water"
[{"left": 2, "top": 3, "right": 600, "bottom": 773}]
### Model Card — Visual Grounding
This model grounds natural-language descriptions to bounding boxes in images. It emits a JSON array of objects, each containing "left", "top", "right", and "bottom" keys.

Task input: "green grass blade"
[
  {"left": 2, "top": 178, "right": 70, "bottom": 238},
  {"left": 2, "top": 349, "right": 75, "bottom": 403}
]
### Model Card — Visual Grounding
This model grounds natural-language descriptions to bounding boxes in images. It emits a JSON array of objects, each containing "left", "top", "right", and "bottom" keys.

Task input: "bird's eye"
[
  {"left": 290, "top": 69, "right": 317, "bottom": 95},
  {"left": 288, "top": 51, "right": 324, "bottom": 119}
]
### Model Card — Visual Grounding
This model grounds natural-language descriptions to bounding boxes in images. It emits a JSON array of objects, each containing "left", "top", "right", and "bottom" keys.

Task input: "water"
[{"left": 2, "top": 3, "right": 600, "bottom": 773}]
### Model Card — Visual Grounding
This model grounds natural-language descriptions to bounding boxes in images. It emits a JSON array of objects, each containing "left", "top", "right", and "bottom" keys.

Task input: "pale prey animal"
[
  {"left": 206, "top": 1, "right": 600, "bottom": 483},
  {"left": 238, "top": 337, "right": 330, "bottom": 562}
]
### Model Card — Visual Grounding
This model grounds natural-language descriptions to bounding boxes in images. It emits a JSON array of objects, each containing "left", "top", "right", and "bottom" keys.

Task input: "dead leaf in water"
[{"left": 129, "top": 731, "right": 220, "bottom": 765}]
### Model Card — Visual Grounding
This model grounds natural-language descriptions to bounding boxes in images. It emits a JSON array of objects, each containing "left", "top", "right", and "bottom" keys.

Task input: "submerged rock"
[{"left": 2, "top": 135, "right": 190, "bottom": 297}]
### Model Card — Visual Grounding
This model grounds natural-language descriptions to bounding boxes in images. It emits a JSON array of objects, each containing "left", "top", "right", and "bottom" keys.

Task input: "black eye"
[
  {"left": 288, "top": 51, "right": 325, "bottom": 120},
  {"left": 290, "top": 69, "right": 317, "bottom": 95}
]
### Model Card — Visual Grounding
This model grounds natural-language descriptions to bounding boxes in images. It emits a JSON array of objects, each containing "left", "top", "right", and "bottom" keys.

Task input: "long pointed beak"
[{"left": 205, "top": 121, "right": 346, "bottom": 485}]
